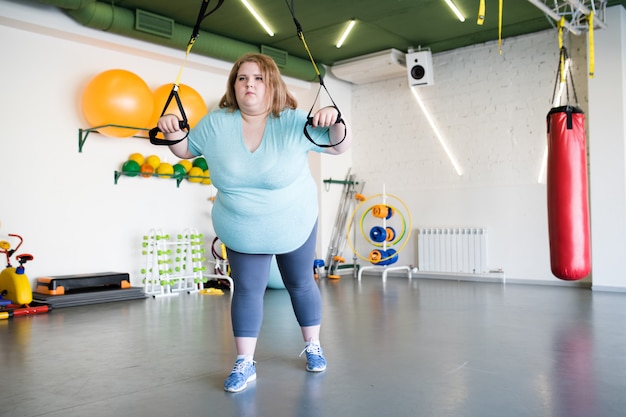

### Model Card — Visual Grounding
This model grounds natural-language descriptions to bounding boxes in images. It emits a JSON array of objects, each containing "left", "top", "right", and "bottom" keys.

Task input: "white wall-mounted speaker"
[{"left": 406, "top": 50, "right": 434, "bottom": 87}]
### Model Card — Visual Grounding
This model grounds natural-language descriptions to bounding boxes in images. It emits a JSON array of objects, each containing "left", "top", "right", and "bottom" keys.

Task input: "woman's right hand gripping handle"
[{"left": 155, "top": 114, "right": 195, "bottom": 159}]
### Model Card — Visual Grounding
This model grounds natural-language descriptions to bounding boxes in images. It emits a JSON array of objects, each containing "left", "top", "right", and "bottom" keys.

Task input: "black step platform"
[
  {"left": 32, "top": 272, "right": 146, "bottom": 308},
  {"left": 35, "top": 272, "right": 131, "bottom": 295}
]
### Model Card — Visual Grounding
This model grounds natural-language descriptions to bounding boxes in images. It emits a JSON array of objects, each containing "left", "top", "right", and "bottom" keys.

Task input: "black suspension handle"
[
  {"left": 306, "top": 111, "right": 342, "bottom": 128},
  {"left": 149, "top": 120, "right": 189, "bottom": 146},
  {"left": 304, "top": 110, "right": 346, "bottom": 148}
]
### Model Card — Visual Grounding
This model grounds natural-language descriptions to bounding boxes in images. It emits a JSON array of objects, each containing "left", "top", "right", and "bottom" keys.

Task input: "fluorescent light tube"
[
  {"left": 552, "top": 58, "right": 571, "bottom": 107},
  {"left": 540, "top": 58, "right": 571, "bottom": 183},
  {"left": 444, "top": 0, "right": 466, "bottom": 22},
  {"left": 336, "top": 20, "right": 356, "bottom": 48},
  {"left": 241, "top": 0, "right": 274, "bottom": 36},
  {"left": 410, "top": 87, "right": 463, "bottom": 176},
  {"left": 538, "top": 146, "right": 548, "bottom": 184}
]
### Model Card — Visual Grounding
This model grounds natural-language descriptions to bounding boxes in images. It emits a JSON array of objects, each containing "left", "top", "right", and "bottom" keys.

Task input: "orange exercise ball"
[
  {"left": 81, "top": 69, "right": 154, "bottom": 138},
  {"left": 150, "top": 83, "right": 208, "bottom": 139}
]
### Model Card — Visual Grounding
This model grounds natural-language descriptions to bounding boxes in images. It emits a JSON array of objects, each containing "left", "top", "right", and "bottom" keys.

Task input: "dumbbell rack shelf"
[
  {"left": 113, "top": 170, "right": 210, "bottom": 188},
  {"left": 78, "top": 124, "right": 151, "bottom": 152},
  {"left": 79, "top": 125, "right": 211, "bottom": 187}
]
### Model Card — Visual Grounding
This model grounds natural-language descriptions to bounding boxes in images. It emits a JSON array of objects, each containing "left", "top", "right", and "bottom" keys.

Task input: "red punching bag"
[{"left": 546, "top": 105, "right": 591, "bottom": 280}]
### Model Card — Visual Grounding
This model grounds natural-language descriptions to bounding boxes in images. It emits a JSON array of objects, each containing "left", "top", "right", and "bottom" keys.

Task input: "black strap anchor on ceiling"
[
  {"left": 285, "top": 0, "right": 347, "bottom": 148},
  {"left": 149, "top": 0, "right": 224, "bottom": 146}
]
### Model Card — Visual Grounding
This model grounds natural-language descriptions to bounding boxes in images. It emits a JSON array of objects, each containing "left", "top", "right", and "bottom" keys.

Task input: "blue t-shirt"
[{"left": 187, "top": 108, "right": 331, "bottom": 254}]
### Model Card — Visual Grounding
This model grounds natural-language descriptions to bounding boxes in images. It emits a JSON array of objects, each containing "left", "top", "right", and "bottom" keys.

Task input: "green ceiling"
[{"left": 36, "top": 0, "right": 626, "bottom": 65}]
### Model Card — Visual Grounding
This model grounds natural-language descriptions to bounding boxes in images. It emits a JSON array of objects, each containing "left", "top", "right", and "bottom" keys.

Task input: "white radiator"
[{"left": 417, "top": 228, "right": 487, "bottom": 273}]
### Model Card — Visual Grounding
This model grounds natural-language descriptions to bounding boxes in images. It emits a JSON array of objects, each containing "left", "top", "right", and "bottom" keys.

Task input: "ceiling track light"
[
  {"left": 336, "top": 19, "right": 356, "bottom": 48},
  {"left": 444, "top": 0, "right": 466, "bottom": 22},
  {"left": 240, "top": 0, "right": 274, "bottom": 37}
]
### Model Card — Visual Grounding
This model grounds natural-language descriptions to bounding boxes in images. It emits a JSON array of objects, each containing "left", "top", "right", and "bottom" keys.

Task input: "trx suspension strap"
[
  {"left": 588, "top": 11, "right": 595, "bottom": 78},
  {"left": 477, "top": 0, "right": 485, "bottom": 25},
  {"left": 149, "top": 0, "right": 224, "bottom": 145},
  {"left": 476, "top": 0, "right": 503, "bottom": 53},
  {"left": 498, "top": 0, "right": 503, "bottom": 54},
  {"left": 285, "top": 0, "right": 347, "bottom": 148}
]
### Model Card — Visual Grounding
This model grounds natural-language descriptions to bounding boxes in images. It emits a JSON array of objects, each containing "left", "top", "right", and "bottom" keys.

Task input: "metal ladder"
[{"left": 323, "top": 169, "right": 364, "bottom": 279}]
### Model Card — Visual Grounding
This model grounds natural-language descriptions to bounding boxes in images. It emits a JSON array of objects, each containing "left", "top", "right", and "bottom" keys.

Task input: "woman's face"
[{"left": 234, "top": 61, "right": 268, "bottom": 115}]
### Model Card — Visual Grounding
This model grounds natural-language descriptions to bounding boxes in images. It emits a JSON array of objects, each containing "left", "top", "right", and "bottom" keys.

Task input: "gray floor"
[{"left": 2, "top": 275, "right": 626, "bottom": 417}]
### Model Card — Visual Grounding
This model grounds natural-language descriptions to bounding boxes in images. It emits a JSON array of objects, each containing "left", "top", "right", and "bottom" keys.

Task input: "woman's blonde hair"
[{"left": 219, "top": 53, "right": 298, "bottom": 117}]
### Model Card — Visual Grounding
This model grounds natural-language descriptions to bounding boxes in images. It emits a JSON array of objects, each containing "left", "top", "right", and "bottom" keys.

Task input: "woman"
[{"left": 158, "top": 53, "right": 352, "bottom": 393}]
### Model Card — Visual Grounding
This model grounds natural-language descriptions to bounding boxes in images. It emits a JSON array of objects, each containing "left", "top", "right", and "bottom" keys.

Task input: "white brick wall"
[
  {"left": 353, "top": 31, "right": 562, "bottom": 187},
  {"left": 350, "top": 30, "right": 589, "bottom": 282}
]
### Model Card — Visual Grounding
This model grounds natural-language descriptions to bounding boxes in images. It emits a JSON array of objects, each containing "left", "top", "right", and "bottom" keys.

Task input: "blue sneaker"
[
  {"left": 224, "top": 358, "right": 256, "bottom": 393},
  {"left": 299, "top": 343, "right": 327, "bottom": 372}
]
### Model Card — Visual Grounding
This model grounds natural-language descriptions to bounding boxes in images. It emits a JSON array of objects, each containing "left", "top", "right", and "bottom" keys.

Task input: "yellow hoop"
[{"left": 346, "top": 193, "right": 412, "bottom": 264}]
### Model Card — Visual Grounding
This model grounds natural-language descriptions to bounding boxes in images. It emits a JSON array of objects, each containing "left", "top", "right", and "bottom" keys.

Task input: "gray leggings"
[{"left": 226, "top": 223, "right": 321, "bottom": 338}]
